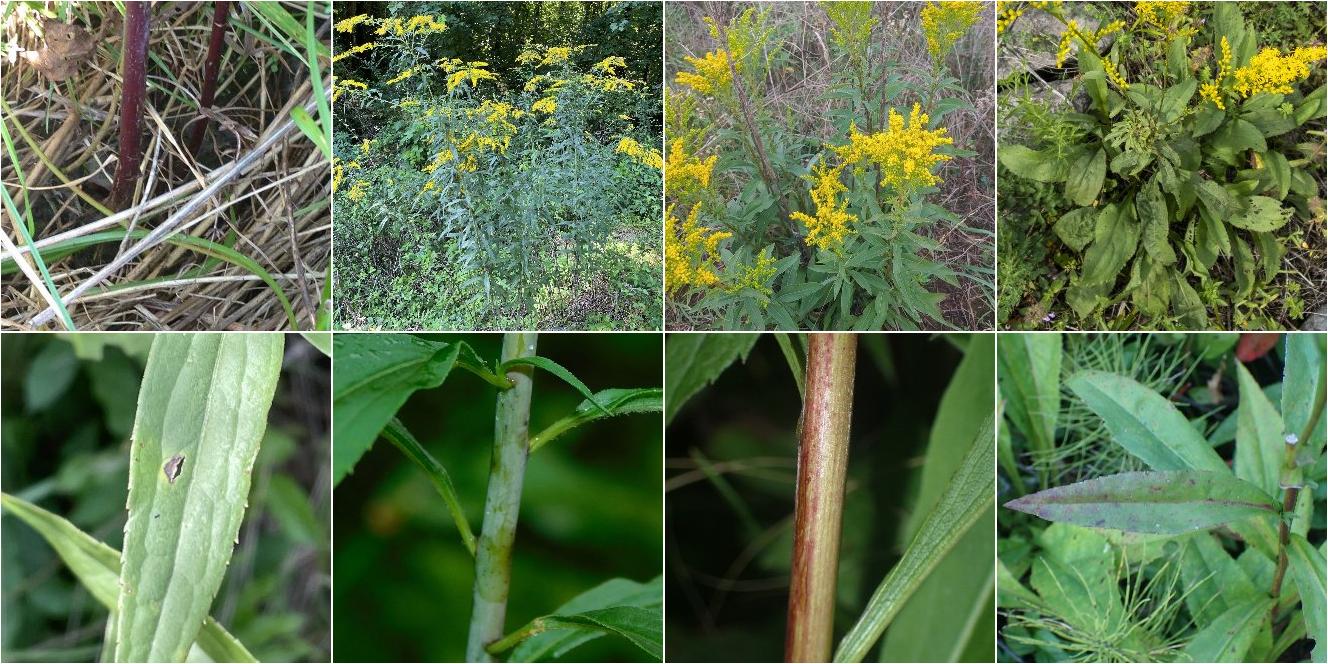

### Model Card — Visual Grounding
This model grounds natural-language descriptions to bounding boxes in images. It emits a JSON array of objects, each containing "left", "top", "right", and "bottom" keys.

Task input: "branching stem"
[
  {"left": 786, "top": 333, "right": 857, "bottom": 663},
  {"left": 465, "top": 332, "right": 537, "bottom": 662}
]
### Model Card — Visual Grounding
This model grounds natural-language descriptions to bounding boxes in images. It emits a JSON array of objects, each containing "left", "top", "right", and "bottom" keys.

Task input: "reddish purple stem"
[
  {"left": 186, "top": 1, "right": 232, "bottom": 154},
  {"left": 108, "top": 2, "right": 150, "bottom": 210}
]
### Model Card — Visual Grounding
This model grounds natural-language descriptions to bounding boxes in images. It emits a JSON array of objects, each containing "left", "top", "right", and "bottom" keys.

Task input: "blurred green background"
[
  {"left": 332, "top": 333, "right": 662, "bottom": 663},
  {"left": 666, "top": 334, "right": 980, "bottom": 662},
  {"left": 0, "top": 333, "right": 331, "bottom": 663}
]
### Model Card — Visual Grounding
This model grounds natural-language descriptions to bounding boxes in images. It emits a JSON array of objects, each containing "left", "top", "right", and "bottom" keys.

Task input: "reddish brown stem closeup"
[
  {"left": 108, "top": 2, "right": 151, "bottom": 210},
  {"left": 186, "top": 1, "right": 232, "bottom": 154},
  {"left": 786, "top": 333, "right": 857, "bottom": 663}
]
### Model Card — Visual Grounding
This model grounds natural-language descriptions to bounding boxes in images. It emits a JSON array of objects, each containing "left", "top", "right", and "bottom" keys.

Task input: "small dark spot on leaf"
[{"left": 163, "top": 454, "right": 185, "bottom": 484}]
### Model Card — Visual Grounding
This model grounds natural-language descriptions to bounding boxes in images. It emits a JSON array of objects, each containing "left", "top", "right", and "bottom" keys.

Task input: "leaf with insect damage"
[
  {"left": 1003, "top": 470, "right": 1278, "bottom": 535},
  {"left": 0, "top": 493, "right": 256, "bottom": 662},
  {"left": 1289, "top": 535, "right": 1327, "bottom": 663},
  {"left": 115, "top": 334, "right": 283, "bottom": 662}
]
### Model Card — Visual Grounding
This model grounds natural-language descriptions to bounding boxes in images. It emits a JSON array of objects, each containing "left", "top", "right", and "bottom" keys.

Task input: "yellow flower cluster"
[
  {"left": 345, "top": 179, "right": 369, "bottom": 202},
  {"left": 373, "top": 15, "right": 447, "bottom": 36},
  {"left": 332, "top": 78, "right": 367, "bottom": 102},
  {"left": 823, "top": 2, "right": 877, "bottom": 60},
  {"left": 727, "top": 249, "right": 776, "bottom": 298},
  {"left": 421, "top": 149, "right": 455, "bottom": 173},
  {"left": 665, "top": 140, "right": 718, "bottom": 201},
  {"left": 333, "top": 41, "right": 378, "bottom": 64},
  {"left": 1103, "top": 58, "right": 1130, "bottom": 90},
  {"left": 790, "top": 163, "right": 857, "bottom": 253},
  {"left": 675, "top": 50, "right": 734, "bottom": 95},
  {"left": 532, "top": 97, "right": 557, "bottom": 113},
  {"left": 666, "top": 204, "right": 730, "bottom": 293},
  {"left": 1134, "top": 1, "right": 1188, "bottom": 30},
  {"left": 921, "top": 2, "right": 982, "bottom": 63},
  {"left": 616, "top": 137, "right": 663, "bottom": 169},
  {"left": 334, "top": 14, "right": 369, "bottom": 33},
  {"left": 1201, "top": 36, "right": 1233, "bottom": 109},
  {"left": 996, "top": 2, "right": 1023, "bottom": 34},
  {"left": 386, "top": 67, "right": 416, "bottom": 85},
  {"left": 831, "top": 104, "right": 954, "bottom": 193},
  {"left": 1056, "top": 19, "right": 1124, "bottom": 68},
  {"left": 580, "top": 74, "right": 637, "bottom": 92},
  {"left": 592, "top": 56, "right": 627, "bottom": 75},
  {"left": 445, "top": 62, "right": 497, "bottom": 92},
  {"left": 1233, "top": 46, "right": 1327, "bottom": 97}
]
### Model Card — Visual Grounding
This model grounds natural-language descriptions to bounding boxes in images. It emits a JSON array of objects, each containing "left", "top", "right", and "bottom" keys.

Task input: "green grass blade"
[
  {"left": 833, "top": 415, "right": 995, "bottom": 663},
  {"left": 998, "top": 333, "right": 1060, "bottom": 487},
  {"left": 2, "top": 229, "right": 298, "bottom": 329},
  {"left": 528, "top": 388, "right": 662, "bottom": 453},
  {"left": 0, "top": 185, "right": 75, "bottom": 330},
  {"left": 303, "top": 1, "right": 331, "bottom": 157},
  {"left": 291, "top": 106, "right": 331, "bottom": 159},
  {"left": 381, "top": 417, "right": 476, "bottom": 556},
  {"left": 114, "top": 334, "right": 284, "bottom": 662},
  {"left": 0, "top": 493, "right": 257, "bottom": 663}
]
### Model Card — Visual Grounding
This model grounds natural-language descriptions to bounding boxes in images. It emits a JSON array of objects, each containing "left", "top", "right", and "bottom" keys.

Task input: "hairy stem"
[
  {"left": 108, "top": 3, "right": 150, "bottom": 210},
  {"left": 186, "top": 1, "right": 232, "bottom": 154},
  {"left": 786, "top": 333, "right": 857, "bottom": 663},
  {"left": 466, "top": 332, "right": 537, "bottom": 662}
]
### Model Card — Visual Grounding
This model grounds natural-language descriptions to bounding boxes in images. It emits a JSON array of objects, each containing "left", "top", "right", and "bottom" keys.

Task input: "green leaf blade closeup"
[
  {"left": 1003, "top": 470, "right": 1279, "bottom": 535},
  {"left": 1066, "top": 370, "right": 1228, "bottom": 472},
  {"left": 332, "top": 334, "right": 460, "bottom": 484},
  {"left": 1234, "top": 360, "right": 1286, "bottom": 497},
  {"left": 528, "top": 388, "right": 663, "bottom": 453},
  {"left": 498, "top": 355, "right": 609, "bottom": 415},
  {"left": 504, "top": 576, "right": 662, "bottom": 662},
  {"left": 1289, "top": 535, "right": 1327, "bottom": 663},
  {"left": 115, "top": 334, "right": 284, "bottom": 663},
  {"left": 664, "top": 333, "right": 759, "bottom": 424},
  {"left": 834, "top": 415, "right": 995, "bottom": 663},
  {"left": 0, "top": 493, "right": 256, "bottom": 663},
  {"left": 998, "top": 333, "right": 1061, "bottom": 488},
  {"left": 1182, "top": 595, "right": 1273, "bottom": 663}
]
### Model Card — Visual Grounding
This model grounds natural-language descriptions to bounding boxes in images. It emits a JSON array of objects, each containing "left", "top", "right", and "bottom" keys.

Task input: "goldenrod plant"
[
  {"left": 997, "top": 1, "right": 1327, "bottom": 330},
  {"left": 665, "top": 2, "right": 994, "bottom": 331},
  {"left": 332, "top": 3, "right": 663, "bottom": 330}
]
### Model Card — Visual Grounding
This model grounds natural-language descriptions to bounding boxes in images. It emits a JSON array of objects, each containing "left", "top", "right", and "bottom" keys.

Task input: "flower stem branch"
[
  {"left": 108, "top": 2, "right": 151, "bottom": 210},
  {"left": 465, "top": 332, "right": 537, "bottom": 662},
  {"left": 786, "top": 333, "right": 857, "bottom": 663}
]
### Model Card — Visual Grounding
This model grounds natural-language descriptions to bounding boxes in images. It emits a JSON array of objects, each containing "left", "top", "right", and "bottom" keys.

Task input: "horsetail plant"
[{"left": 333, "top": 333, "right": 664, "bottom": 662}]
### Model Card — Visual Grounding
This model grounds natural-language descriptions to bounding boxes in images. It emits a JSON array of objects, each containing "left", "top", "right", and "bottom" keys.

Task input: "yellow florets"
[
  {"left": 727, "top": 248, "right": 777, "bottom": 299},
  {"left": 386, "top": 67, "right": 416, "bottom": 85},
  {"left": 666, "top": 204, "right": 731, "bottom": 293},
  {"left": 345, "top": 179, "right": 369, "bottom": 202},
  {"left": 1103, "top": 58, "right": 1130, "bottom": 90},
  {"left": 1233, "top": 46, "right": 1327, "bottom": 97},
  {"left": 1134, "top": 1, "right": 1189, "bottom": 30},
  {"left": 403, "top": 15, "right": 447, "bottom": 34},
  {"left": 531, "top": 97, "right": 558, "bottom": 114},
  {"left": 790, "top": 162, "right": 857, "bottom": 254},
  {"left": 1201, "top": 36, "right": 1233, "bottom": 109},
  {"left": 616, "top": 137, "right": 663, "bottom": 170},
  {"left": 331, "top": 78, "right": 368, "bottom": 102},
  {"left": 334, "top": 14, "right": 369, "bottom": 33},
  {"left": 665, "top": 140, "right": 718, "bottom": 201},
  {"left": 831, "top": 104, "right": 954, "bottom": 194},
  {"left": 921, "top": 2, "right": 982, "bottom": 63},
  {"left": 333, "top": 41, "right": 378, "bottom": 63},
  {"left": 592, "top": 56, "right": 628, "bottom": 75},
  {"left": 822, "top": 1, "right": 877, "bottom": 61},
  {"left": 675, "top": 50, "right": 734, "bottom": 96},
  {"left": 447, "top": 62, "right": 497, "bottom": 92},
  {"left": 996, "top": 2, "right": 1024, "bottom": 34}
]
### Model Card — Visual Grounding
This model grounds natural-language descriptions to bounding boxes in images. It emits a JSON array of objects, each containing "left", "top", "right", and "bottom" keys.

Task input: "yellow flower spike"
[
  {"left": 791, "top": 162, "right": 857, "bottom": 254},
  {"left": 921, "top": 2, "right": 982, "bottom": 63},
  {"left": 1103, "top": 58, "right": 1130, "bottom": 90},
  {"left": 727, "top": 249, "right": 777, "bottom": 299},
  {"left": 666, "top": 204, "right": 730, "bottom": 294},
  {"left": 665, "top": 140, "right": 718, "bottom": 201},
  {"left": 1134, "top": 1, "right": 1189, "bottom": 30},
  {"left": 1233, "top": 46, "right": 1327, "bottom": 98},
  {"left": 386, "top": 67, "right": 415, "bottom": 85},
  {"left": 615, "top": 137, "right": 663, "bottom": 170},
  {"left": 675, "top": 50, "right": 735, "bottom": 95},
  {"left": 830, "top": 104, "right": 954, "bottom": 194},
  {"left": 332, "top": 41, "right": 378, "bottom": 64},
  {"left": 592, "top": 56, "right": 628, "bottom": 75},
  {"left": 334, "top": 14, "right": 369, "bottom": 33}
]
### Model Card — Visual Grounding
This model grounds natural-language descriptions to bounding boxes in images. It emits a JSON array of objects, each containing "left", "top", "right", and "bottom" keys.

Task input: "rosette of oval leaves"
[
  {"left": 1000, "top": 333, "right": 1327, "bottom": 662},
  {"left": 666, "top": 4, "right": 983, "bottom": 330},
  {"left": 999, "top": 4, "right": 1326, "bottom": 328},
  {"left": 331, "top": 334, "right": 664, "bottom": 662}
]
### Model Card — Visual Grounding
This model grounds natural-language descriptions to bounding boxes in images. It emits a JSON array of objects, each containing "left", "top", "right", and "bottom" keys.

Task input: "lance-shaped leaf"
[
  {"left": 999, "top": 333, "right": 1061, "bottom": 486},
  {"left": 0, "top": 493, "right": 255, "bottom": 662},
  {"left": 491, "top": 576, "right": 662, "bottom": 662},
  {"left": 1004, "top": 471, "right": 1278, "bottom": 534},
  {"left": 1066, "top": 371, "right": 1228, "bottom": 472},
  {"left": 528, "top": 388, "right": 662, "bottom": 453},
  {"left": 665, "top": 333, "right": 759, "bottom": 424},
  {"left": 1234, "top": 360, "right": 1286, "bottom": 496},
  {"left": 1289, "top": 535, "right": 1327, "bottom": 663},
  {"left": 1182, "top": 595, "right": 1273, "bottom": 663},
  {"left": 115, "top": 334, "right": 283, "bottom": 662}
]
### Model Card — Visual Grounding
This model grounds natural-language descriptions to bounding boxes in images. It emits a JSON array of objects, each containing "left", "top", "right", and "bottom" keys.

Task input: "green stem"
[
  {"left": 786, "top": 333, "right": 857, "bottom": 663},
  {"left": 1270, "top": 380, "right": 1324, "bottom": 623},
  {"left": 465, "top": 332, "right": 537, "bottom": 662}
]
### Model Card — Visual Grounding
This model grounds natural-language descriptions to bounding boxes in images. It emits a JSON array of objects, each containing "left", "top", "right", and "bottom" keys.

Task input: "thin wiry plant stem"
[
  {"left": 109, "top": 2, "right": 150, "bottom": 210},
  {"left": 186, "top": 1, "right": 233, "bottom": 154},
  {"left": 466, "top": 332, "right": 538, "bottom": 662},
  {"left": 786, "top": 333, "right": 857, "bottom": 663}
]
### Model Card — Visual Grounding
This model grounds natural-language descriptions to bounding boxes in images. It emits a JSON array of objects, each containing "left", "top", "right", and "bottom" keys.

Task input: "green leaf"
[
  {"left": 0, "top": 493, "right": 256, "bottom": 663},
  {"left": 1283, "top": 334, "right": 1326, "bottom": 455},
  {"left": 881, "top": 336, "right": 994, "bottom": 662},
  {"left": 25, "top": 339, "right": 79, "bottom": 410},
  {"left": 498, "top": 355, "right": 610, "bottom": 416},
  {"left": 999, "top": 333, "right": 1061, "bottom": 486},
  {"left": 833, "top": 415, "right": 995, "bottom": 663},
  {"left": 1161, "top": 78, "right": 1197, "bottom": 122},
  {"left": 1066, "top": 203, "right": 1138, "bottom": 318},
  {"left": 1211, "top": 117, "right": 1267, "bottom": 154},
  {"left": 381, "top": 418, "right": 476, "bottom": 556},
  {"left": 1054, "top": 208, "right": 1097, "bottom": 253},
  {"left": 299, "top": 332, "right": 331, "bottom": 356},
  {"left": 1289, "top": 535, "right": 1327, "bottom": 663},
  {"left": 665, "top": 333, "right": 759, "bottom": 424},
  {"left": 1234, "top": 360, "right": 1285, "bottom": 496},
  {"left": 537, "top": 607, "right": 661, "bottom": 660},
  {"left": 1003, "top": 470, "right": 1279, "bottom": 534},
  {"left": 332, "top": 334, "right": 460, "bottom": 485},
  {"left": 1137, "top": 179, "right": 1177, "bottom": 265},
  {"left": 1227, "top": 196, "right": 1291, "bottom": 232},
  {"left": 1066, "top": 370, "right": 1228, "bottom": 472},
  {"left": 1180, "top": 533, "right": 1260, "bottom": 627},
  {"left": 1171, "top": 270, "right": 1208, "bottom": 328},
  {"left": 1195, "top": 177, "right": 1234, "bottom": 219},
  {"left": 1182, "top": 595, "right": 1273, "bottom": 663},
  {"left": 1065, "top": 148, "right": 1106, "bottom": 206},
  {"left": 528, "top": 388, "right": 662, "bottom": 453},
  {"left": 115, "top": 334, "right": 283, "bottom": 662},
  {"left": 998, "top": 145, "right": 1069, "bottom": 183},
  {"left": 505, "top": 576, "right": 662, "bottom": 662}
]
